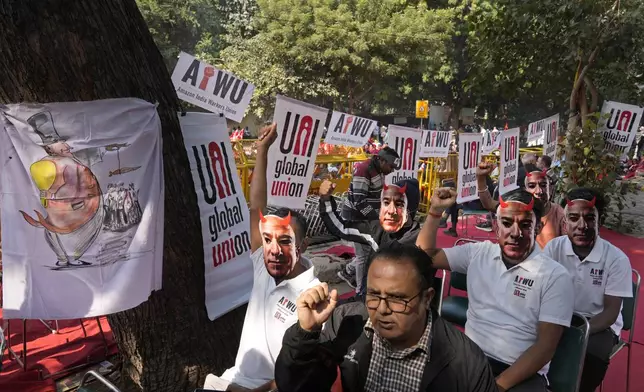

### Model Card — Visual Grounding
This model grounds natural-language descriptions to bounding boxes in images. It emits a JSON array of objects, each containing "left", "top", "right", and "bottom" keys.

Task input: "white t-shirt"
[
  {"left": 543, "top": 236, "right": 633, "bottom": 336},
  {"left": 443, "top": 241, "right": 574, "bottom": 374},
  {"left": 220, "top": 248, "right": 320, "bottom": 388}
]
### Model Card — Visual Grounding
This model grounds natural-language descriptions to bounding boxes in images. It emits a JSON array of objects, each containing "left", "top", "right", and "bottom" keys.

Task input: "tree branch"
[
  {"left": 569, "top": 46, "right": 600, "bottom": 112},
  {"left": 584, "top": 75, "right": 599, "bottom": 113}
]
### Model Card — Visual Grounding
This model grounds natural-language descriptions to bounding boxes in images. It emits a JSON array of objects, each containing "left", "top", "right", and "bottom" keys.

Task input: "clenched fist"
[
  {"left": 319, "top": 179, "right": 336, "bottom": 200},
  {"left": 257, "top": 123, "right": 277, "bottom": 152},
  {"left": 429, "top": 187, "right": 457, "bottom": 214},
  {"left": 476, "top": 161, "right": 495, "bottom": 178},
  {"left": 297, "top": 283, "right": 338, "bottom": 332}
]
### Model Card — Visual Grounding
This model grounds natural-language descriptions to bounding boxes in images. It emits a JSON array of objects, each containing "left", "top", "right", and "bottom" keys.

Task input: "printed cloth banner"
[
  {"left": 526, "top": 113, "right": 559, "bottom": 145},
  {"left": 0, "top": 99, "right": 164, "bottom": 320},
  {"left": 180, "top": 113, "right": 253, "bottom": 320},
  {"left": 481, "top": 130, "right": 501, "bottom": 155},
  {"left": 598, "top": 101, "right": 643, "bottom": 157},
  {"left": 499, "top": 128, "right": 520, "bottom": 196},
  {"left": 267, "top": 95, "right": 329, "bottom": 210},
  {"left": 420, "top": 130, "right": 450, "bottom": 158},
  {"left": 456, "top": 133, "right": 481, "bottom": 204},
  {"left": 385, "top": 125, "right": 421, "bottom": 184},
  {"left": 542, "top": 115, "right": 559, "bottom": 159},
  {"left": 171, "top": 51, "right": 255, "bottom": 122},
  {"left": 429, "top": 105, "right": 446, "bottom": 129},
  {"left": 324, "top": 111, "right": 377, "bottom": 147}
]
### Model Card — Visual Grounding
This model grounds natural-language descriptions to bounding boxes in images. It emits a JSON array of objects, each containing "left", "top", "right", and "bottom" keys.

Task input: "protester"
[
  {"left": 337, "top": 147, "right": 400, "bottom": 295},
  {"left": 417, "top": 187, "right": 573, "bottom": 391},
  {"left": 476, "top": 162, "right": 566, "bottom": 249},
  {"left": 275, "top": 245, "right": 498, "bottom": 392},
  {"left": 203, "top": 124, "right": 319, "bottom": 392},
  {"left": 543, "top": 188, "right": 633, "bottom": 392},
  {"left": 319, "top": 178, "right": 421, "bottom": 292}
]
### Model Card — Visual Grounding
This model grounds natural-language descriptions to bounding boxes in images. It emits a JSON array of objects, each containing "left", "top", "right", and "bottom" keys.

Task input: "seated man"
[
  {"left": 477, "top": 162, "right": 566, "bottom": 249},
  {"left": 417, "top": 187, "right": 574, "bottom": 391},
  {"left": 203, "top": 124, "right": 319, "bottom": 392},
  {"left": 275, "top": 245, "right": 498, "bottom": 392},
  {"left": 543, "top": 188, "right": 633, "bottom": 392}
]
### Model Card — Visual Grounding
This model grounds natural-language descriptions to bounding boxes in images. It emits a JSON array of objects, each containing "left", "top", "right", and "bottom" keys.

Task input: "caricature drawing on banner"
[
  {"left": 0, "top": 99, "right": 164, "bottom": 319},
  {"left": 597, "top": 101, "right": 643, "bottom": 158},
  {"left": 180, "top": 113, "right": 253, "bottom": 320},
  {"left": 385, "top": 125, "right": 421, "bottom": 184},
  {"left": 324, "top": 111, "right": 377, "bottom": 148},
  {"left": 266, "top": 95, "right": 329, "bottom": 210},
  {"left": 420, "top": 129, "right": 450, "bottom": 158},
  {"left": 481, "top": 130, "right": 501, "bottom": 155},
  {"left": 499, "top": 128, "right": 520, "bottom": 196},
  {"left": 456, "top": 133, "right": 481, "bottom": 204}
]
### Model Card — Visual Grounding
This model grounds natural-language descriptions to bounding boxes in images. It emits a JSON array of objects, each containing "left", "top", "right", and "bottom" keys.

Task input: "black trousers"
[
  {"left": 579, "top": 329, "right": 618, "bottom": 392},
  {"left": 487, "top": 357, "right": 548, "bottom": 392}
]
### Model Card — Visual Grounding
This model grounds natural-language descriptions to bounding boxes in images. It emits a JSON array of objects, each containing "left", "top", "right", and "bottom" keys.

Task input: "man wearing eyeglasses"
[{"left": 274, "top": 245, "right": 497, "bottom": 392}]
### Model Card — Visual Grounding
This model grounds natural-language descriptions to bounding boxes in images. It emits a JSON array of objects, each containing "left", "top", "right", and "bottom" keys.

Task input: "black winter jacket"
[{"left": 275, "top": 303, "right": 498, "bottom": 392}]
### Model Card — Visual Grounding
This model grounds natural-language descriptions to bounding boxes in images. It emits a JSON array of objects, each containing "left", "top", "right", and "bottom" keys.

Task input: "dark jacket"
[
  {"left": 320, "top": 196, "right": 421, "bottom": 252},
  {"left": 341, "top": 157, "right": 384, "bottom": 221},
  {"left": 275, "top": 303, "right": 498, "bottom": 392}
]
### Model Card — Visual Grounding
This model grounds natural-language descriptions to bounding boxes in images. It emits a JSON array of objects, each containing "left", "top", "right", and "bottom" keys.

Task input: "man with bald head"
[{"left": 204, "top": 124, "right": 319, "bottom": 392}]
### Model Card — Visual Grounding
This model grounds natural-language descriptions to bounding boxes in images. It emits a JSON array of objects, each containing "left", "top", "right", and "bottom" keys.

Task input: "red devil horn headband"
[
  {"left": 566, "top": 196, "right": 596, "bottom": 208},
  {"left": 399, "top": 183, "right": 407, "bottom": 194},
  {"left": 499, "top": 195, "right": 534, "bottom": 211},
  {"left": 259, "top": 211, "right": 292, "bottom": 226},
  {"left": 383, "top": 184, "right": 389, "bottom": 191},
  {"left": 526, "top": 169, "right": 547, "bottom": 178}
]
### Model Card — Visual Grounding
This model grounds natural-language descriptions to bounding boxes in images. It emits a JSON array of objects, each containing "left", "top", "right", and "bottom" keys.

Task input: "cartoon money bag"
[{"left": 19, "top": 112, "right": 105, "bottom": 268}]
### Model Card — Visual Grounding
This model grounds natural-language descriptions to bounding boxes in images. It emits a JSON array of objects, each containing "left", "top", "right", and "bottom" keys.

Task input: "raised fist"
[
  {"left": 319, "top": 180, "right": 336, "bottom": 200},
  {"left": 476, "top": 161, "right": 495, "bottom": 177},
  {"left": 297, "top": 283, "right": 338, "bottom": 332},
  {"left": 430, "top": 187, "right": 457, "bottom": 213},
  {"left": 257, "top": 123, "right": 277, "bottom": 152}
]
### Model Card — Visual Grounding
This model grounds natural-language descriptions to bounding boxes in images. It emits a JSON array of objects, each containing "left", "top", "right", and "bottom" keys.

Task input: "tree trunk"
[{"left": 0, "top": 1, "right": 245, "bottom": 391}]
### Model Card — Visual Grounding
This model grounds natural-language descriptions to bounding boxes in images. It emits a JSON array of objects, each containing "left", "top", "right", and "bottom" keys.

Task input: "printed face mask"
[
  {"left": 564, "top": 197, "right": 599, "bottom": 249},
  {"left": 496, "top": 196, "right": 537, "bottom": 263},
  {"left": 525, "top": 170, "right": 550, "bottom": 204},
  {"left": 379, "top": 184, "right": 408, "bottom": 233},
  {"left": 259, "top": 211, "right": 298, "bottom": 279}
]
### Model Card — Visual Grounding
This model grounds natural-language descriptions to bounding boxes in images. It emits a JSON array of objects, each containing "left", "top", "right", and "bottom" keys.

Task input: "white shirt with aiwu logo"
[
  {"left": 220, "top": 247, "right": 319, "bottom": 388},
  {"left": 544, "top": 236, "right": 633, "bottom": 336},
  {"left": 443, "top": 242, "right": 574, "bottom": 375}
]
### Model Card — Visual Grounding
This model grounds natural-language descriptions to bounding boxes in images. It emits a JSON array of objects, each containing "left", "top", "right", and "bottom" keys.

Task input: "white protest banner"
[
  {"left": 499, "top": 128, "right": 520, "bottom": 196},
  {"left": 597, "top": 101, "right": 643, "bottom": 158},
  {"left": 481, "top": 130, "right": 501, "bottom": 155},
  {"left": 542, "top": 114, "right": 559, "bottom": 159},
  {"left": 456, "top": 133, "right": 481, "bottom": 204},
  {"left": 171, "top": 51, "right": 255, "bottom": 122},
  {"left": 180, "top": 113, "right": 253, "bottom": 320},
  {"left": 526, "top": 113, "right": 559, "bottom": 145},
  {"left": 267, "top": 95, "right": 329, "bottom": 209},
  {"left": 0, "top": 99, "right": 163, "bottom": 319},
  {"left": 386, "top": 125, "right": 422, "bottom": 184},
  {"left": 420, "top": 129, "right": 450, "bottom": 157},
  {"left": 325, "top": 111, "right": 377, "bottom": 147}
]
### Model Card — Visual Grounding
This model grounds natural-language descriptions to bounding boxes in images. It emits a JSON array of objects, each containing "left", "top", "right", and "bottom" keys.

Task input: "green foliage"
[
  {"left": 556, "top": 114, "right": 639, "bottom": 232},
  {"left": 136, "top": 0, "right": 223, "bottom": 69},
  {"left": 218, "top": 0, "right": 456, "bottom": 118}
]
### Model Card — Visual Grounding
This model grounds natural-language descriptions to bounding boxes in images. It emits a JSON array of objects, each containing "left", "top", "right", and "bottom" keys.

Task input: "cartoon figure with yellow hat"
[{"left": 19, "top": 112, "right": 105, "bottom": 269}]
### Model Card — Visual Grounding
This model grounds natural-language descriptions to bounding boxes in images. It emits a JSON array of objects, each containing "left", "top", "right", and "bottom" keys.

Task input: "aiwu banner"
[
  {"left": 180, "top": 112, "right": 253, "bottom": 320},
  {"left": 598, "top": 101, "right": 643, "bottom": 158},
  {"left": 420, "top": 130, "right": 450, "bottom": 158},
  {"left": 171, "top": 51, "right": 255, "bottom": 122},
  {"left": 324, "top": 111, "right": 376, "bottom": 147},
  {"left": 267, "top": 95, "right": 329, "bottom": 209}
]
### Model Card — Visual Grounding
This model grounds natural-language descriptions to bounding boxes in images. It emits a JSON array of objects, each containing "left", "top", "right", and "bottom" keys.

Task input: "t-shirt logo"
[
  {"left": 513, "top": 275, "right": 535, "bottom": 299},
  {"left": 274, "top": 296, "right": 297, "bottom": 323},
  {"left": 590, "top": 268, "right": 604, "bottom": 286}
]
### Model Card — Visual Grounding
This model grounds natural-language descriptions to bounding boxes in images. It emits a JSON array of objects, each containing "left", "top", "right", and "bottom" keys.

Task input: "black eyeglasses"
[{"left": 365, "top": 291, "right": 422, "bottom": 313}]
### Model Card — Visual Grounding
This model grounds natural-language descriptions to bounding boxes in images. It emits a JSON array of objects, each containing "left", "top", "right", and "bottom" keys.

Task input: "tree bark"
[{"left": 0, "top": 1, "right": 245, "bottom": 391}]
